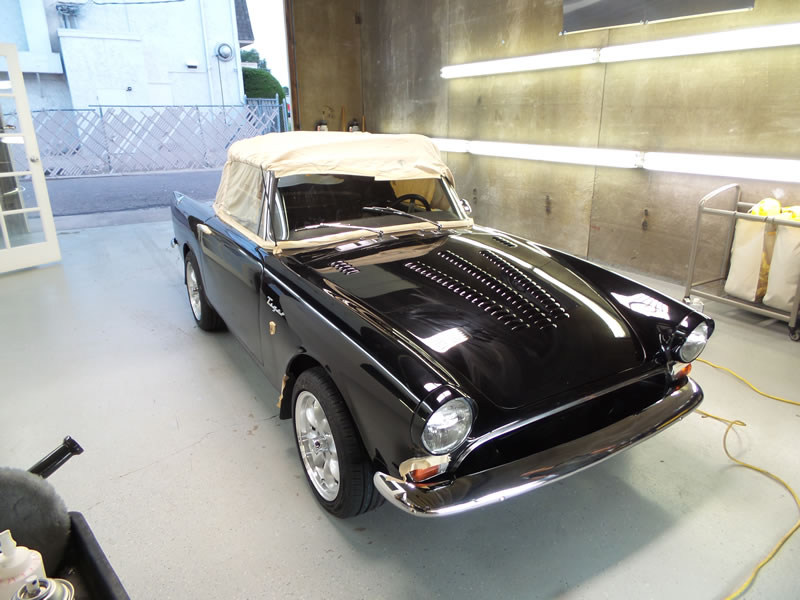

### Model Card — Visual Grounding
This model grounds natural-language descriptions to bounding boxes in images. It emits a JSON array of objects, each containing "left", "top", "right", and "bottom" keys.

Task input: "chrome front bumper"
[{"left": 374, "top": 378, "right": 703, "bottom": 517}]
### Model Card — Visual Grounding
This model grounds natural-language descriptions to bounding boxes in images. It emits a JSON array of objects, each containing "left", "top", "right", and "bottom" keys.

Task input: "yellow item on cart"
[
  {"left": 779, "top": 205, "right": 800, "bottom": 221},
  {"left": 751, "top": 197, "right": 782, "bottom": 217},
  {"left": 724, "top": 198, "right": 780, "bottom": 303}
]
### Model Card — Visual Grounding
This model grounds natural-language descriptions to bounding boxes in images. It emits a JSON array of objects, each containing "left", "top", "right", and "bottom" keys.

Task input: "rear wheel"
[
  {"left": 184, "top": 250, "right": 224, "bottom": 331},
  {"left": 292, "top": 367, "right": 382, "bottom": 518}
]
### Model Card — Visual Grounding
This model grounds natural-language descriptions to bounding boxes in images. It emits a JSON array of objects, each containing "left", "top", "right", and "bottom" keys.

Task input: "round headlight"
[
  {"left": 679, "top": 322, "right": 709, "bottom": 362},
  {"left": 422, "top": 397, "right": 473, "bottom": 455}
]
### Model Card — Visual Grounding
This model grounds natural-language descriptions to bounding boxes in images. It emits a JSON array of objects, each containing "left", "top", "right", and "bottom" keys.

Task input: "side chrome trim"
[{"left": 374, "top": 378, "right": 702, "bottom": 518}]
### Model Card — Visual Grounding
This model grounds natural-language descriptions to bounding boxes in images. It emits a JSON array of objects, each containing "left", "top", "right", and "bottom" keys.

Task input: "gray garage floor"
[{"left": 1, "top": 218, "right": 799, "bottom": 599}]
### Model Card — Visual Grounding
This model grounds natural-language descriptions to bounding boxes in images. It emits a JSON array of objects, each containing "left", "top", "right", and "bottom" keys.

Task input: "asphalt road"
[{"left": 46, "top": 169, "right": 222, "bottom": 216}]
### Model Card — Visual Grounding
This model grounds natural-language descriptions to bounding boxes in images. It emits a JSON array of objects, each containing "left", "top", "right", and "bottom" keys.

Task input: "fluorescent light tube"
[
  {"left": 440, "top": 48, "right": 598, "bottom": 79},
  {"left": 429, "top": 137, "right": 800, "bottom": 183},
  {"left": 469, "top": 141, "right": 642, "bottom": 169},
  {"left": 643, "top": 152, "right": 800, "bottom": 183},
  {"left": 599, "top": 23, "right": 800, "bottom": 63},
  {"left": 440, "top": 23, "right": 800, "bottom": 79},
  {"left": 431, "top": 138, "right": 469, "bottom": 153}
]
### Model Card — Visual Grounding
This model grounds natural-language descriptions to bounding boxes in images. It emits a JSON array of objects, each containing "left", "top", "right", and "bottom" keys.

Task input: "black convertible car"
[{"left": 171, "top": 131, "right": 713, "bottom": 518}]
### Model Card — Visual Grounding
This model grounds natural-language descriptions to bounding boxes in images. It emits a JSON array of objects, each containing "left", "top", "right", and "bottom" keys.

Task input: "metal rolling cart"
[{"left": 684, "top": 183, "right": 800, "bottom": 341}]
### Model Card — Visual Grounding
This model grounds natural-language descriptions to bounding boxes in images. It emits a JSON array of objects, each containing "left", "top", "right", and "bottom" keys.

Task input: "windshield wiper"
[
  {"left": 362, "top": 206, "right": 443, "bottom": 232},
  {"left": 294, "top": 222, "right": 385, "bottom": 238}
]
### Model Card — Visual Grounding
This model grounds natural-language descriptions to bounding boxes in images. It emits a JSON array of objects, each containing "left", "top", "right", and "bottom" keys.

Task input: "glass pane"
[
  {"left": 1, "top": 95, "right": 19, "bottom": 132},
  {"left": 0, "top": 72, "right": 12, "bottom": 94},
  {"left": 6, "top": 210, "right": 45, "bottom": 248},
  {"left": 0, "top": 227, "right": 6, "bottom": 250},
  {"left": 1, "top": 96, "right": 29, "bottom": 173},
  {"left": 0, "top": 175, "right": 37, "bottom": 212}
]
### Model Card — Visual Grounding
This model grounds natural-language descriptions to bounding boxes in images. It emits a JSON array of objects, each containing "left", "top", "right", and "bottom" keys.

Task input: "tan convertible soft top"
[
  {"left": 213, "top": 132, "right": 471, "bottom": 252},
  {"left": 226, "top": 131, "right": 454, "bottom": 182}
]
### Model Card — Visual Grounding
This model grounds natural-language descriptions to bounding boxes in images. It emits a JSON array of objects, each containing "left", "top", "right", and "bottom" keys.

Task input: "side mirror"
[{"left": 460, "top": 198, "right": 473, "bottom": 215}]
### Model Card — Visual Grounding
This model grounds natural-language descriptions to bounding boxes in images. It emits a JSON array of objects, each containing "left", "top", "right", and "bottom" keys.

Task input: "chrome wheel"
[
  {"left": 295, "top": 390, "right": 340, "bottom": 501},
  {"left": 186, "top": 260, "right": 202, "bottom": 320}
]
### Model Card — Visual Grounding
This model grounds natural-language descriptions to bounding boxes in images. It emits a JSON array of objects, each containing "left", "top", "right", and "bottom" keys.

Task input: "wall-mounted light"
[
  {"left": 441, "top": 48, "right": 598, "bottom": 79},
  {"left": 440, "top": 22, "right": 800, "bottom": 79},
  {"left": 469, "top": 141, "right": 642, "bottom": 169},
  {"left": 599, "top": 22, "right": 800, "bottom": 63},
  {"left": 430, "top": 138, "right": 470, "bottom": 153},
  {"left": 431, "top": 137, "right": 800, "bottom": 184},
  {"left": 642, "top": 152, "right": 800, "bottom": 184},
  {"left": 215, "top": 42, "right": 234, "bottom": 62}
]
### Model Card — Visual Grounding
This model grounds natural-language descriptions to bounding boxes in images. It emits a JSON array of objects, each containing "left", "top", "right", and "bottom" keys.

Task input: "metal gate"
[{"left": 6, "top": 101, "right": 285, "bottom": 178}]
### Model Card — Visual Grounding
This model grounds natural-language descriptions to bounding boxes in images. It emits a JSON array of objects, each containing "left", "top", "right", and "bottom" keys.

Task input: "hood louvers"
[
  {"left": 492, "top": 235, "right": 518, "bottom": 248},
  {"left": 404, "top": 261, "right": 529, "bottom": 331},
  {"left": 330, "top": 260, "right": 360, "bottom": 275},
  {"left": 437, "top": 250, "right": 554, "bottom": 329},
  {"left": 479, "top": 250, "right": 569, "bottom": 322}
]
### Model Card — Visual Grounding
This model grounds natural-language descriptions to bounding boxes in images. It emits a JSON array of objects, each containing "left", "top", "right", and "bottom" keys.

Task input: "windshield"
[{"left": 272, "top": 174, "right": 464, "bottom": 241}]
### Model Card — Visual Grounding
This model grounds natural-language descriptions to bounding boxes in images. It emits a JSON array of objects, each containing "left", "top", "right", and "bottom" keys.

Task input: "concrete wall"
[
  {"left": 360, "top": 0, "right": 800, "bottom": 283},
  {"left": 289, "top": 0, "right": 362, "bottom": 131},
  {"left": 0, "top": 0, "right": 63, "bottom": 74},
  {"left": 53, "top": 0, "right": 244, "bottom": 109},
  {"left": 0, "top": 0, "right": 28, "bottom": 51}
]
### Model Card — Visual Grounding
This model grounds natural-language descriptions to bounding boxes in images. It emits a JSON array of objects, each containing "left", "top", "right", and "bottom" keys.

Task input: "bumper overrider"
[{"left": 374, "top": 378, "right": 703, "bottom": 517}]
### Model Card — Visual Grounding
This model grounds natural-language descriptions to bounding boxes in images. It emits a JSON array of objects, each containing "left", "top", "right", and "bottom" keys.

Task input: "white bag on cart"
[
  {"left": 763, "top": 217, "right": 800, "bottom": 313},
  {"left": 724, "top": 220, "right": 776, "bottom": 303}
]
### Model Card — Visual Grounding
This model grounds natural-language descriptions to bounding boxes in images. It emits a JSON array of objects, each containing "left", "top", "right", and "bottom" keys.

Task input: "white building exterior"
[{"left": 0, "top": 0, "right": 250, "bottom": 111}]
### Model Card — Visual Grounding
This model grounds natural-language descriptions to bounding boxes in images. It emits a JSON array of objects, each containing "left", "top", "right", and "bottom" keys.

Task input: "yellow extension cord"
[{"left": 694, "top": 358, "right": 800, "bottom": 599}]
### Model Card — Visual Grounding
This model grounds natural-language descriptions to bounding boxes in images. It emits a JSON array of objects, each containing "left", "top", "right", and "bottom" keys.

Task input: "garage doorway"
[{"left": 0, "top": 43, "right": 60, "bottom": 274}]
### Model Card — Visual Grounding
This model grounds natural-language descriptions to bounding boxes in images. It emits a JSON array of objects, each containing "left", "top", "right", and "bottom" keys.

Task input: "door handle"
[{"left": 197, "top": 224, "right": 212, "bottom": 235}]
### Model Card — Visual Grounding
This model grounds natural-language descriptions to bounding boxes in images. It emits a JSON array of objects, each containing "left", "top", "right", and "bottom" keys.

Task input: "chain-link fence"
[{"left": 4, "top": 100, "right": 286, "bottom": 177}]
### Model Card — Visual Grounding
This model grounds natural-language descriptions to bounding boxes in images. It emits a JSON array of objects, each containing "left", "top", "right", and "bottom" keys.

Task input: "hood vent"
[
  {"left": 437, "top": 250, "right": 554, "bottom": 329},
  {"left": 492, "top": 235, "right": 518, "bottom": 248},
  {"left": 480, "top": 250, "right": 569, "bottom": 321},
  {"left": 404, "top": 261, "right": 529, "bottom": 331},
  {"left": 330, "top": 260, "right": 360, "bottom": 275}
]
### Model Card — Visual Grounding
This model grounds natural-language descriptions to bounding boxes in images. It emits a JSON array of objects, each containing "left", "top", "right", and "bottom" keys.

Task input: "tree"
[
  {"left": 240, "top": 48, "right": 267, "bottom": 70},
  {"left": 242, "top": 67, "right": 285, "bottom": 100}
]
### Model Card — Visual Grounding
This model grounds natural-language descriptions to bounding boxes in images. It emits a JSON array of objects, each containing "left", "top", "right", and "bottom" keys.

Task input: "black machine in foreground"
[
  {"left": 0, "top": 437, "right": 129, "bottom": 599},
  {"left": 171, "top": 131, "right": 714, "bottom": 518}
]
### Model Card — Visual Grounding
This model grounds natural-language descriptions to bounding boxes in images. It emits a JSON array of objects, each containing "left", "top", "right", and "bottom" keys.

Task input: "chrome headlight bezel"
[
  {"left": 421, "top": 396, "right": 474, "bottom": 455},
  {"left": 677, "top": 321, "right": 710, "bottom": 362}
]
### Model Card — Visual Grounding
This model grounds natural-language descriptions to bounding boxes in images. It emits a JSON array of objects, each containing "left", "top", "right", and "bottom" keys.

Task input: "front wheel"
[
  {"left": 292, "top": 367, "right": 382, "bottom": 518},
  {"left": 184, "top": 250, "right": 224, "bottom": 331}
]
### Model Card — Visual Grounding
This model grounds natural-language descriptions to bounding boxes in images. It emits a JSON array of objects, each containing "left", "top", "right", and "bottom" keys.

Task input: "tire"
[
  {"left": 292, "top": 367, "right": 383, "bottom": 518},
  {"left": 184, "top": 250, "right": 224, "bottom": 331}
]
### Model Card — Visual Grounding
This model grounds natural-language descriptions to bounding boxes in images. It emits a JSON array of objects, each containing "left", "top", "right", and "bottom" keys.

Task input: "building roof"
[{"left": 235, "top": 0, "right": 255, "bottom": 47}]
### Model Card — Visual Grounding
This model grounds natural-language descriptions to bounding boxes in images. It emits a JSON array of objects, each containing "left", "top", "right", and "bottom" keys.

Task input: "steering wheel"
[{"left": 391, "top": 193, "right": 431, "bottom": 212}]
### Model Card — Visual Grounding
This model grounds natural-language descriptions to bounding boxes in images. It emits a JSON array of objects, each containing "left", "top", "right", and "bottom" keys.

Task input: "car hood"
[{"left": 290, "top": 229, "right": 646, "bottom": 410}]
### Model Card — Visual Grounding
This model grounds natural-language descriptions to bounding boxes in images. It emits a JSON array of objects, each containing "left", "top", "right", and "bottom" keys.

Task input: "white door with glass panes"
[{"left": 0, "top": 43, "right": 60, "bottom": 274}]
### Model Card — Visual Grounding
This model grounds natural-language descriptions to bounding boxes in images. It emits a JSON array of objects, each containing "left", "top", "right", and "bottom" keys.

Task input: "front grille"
[{"left": 455, "top": 373, "right": 668, "bottom": 477}]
